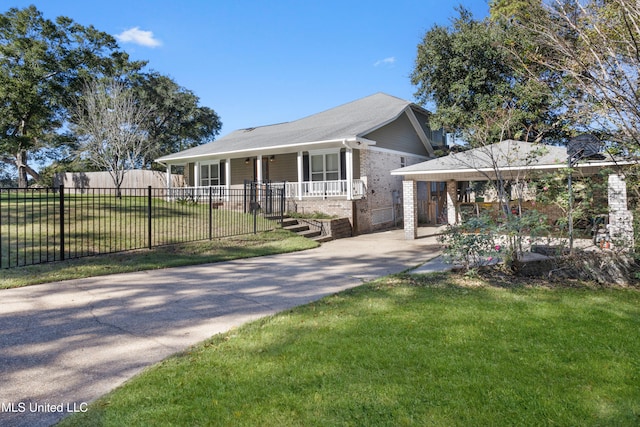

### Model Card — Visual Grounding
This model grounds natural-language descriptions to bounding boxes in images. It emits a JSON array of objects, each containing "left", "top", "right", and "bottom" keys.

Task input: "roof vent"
[{"left": 243, "top": 127, "right": 256, "bottom": 132}]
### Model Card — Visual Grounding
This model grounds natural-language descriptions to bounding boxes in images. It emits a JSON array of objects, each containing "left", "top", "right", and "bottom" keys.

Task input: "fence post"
[
  {"left": 253, "top": 205, "right": 258, "bottom": 234},
  {"left": 280, "top": 184, "right": 285, "bottom": 227},
  {"left": 147, "top": 186, "right": 152, "bottom": 249},
  {"left": 59, "top": 185, "right": 65, "bottom": 261},
  {"left": 209, "top": 186, "right": 213, "bottom": 240}
]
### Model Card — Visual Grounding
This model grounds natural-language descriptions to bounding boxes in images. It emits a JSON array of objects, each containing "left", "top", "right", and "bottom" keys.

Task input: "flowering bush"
[{"left": 438, "top": 216, "right": 501, "bottom": 270}]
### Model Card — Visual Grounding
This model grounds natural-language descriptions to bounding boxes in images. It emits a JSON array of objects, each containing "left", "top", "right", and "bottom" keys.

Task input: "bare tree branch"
[{"left": 72, "top": 78, "right": 151, "bottom": 195}]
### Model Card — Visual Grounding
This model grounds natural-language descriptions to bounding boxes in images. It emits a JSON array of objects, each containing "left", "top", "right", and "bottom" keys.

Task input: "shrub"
[{"left": 438, "top": 216, "right": 501, "bottom": 270}]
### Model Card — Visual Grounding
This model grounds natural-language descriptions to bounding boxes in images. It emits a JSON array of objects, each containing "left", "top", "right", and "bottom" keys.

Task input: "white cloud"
[
  {"left": 116, "top": 27, "right": 162, "bottom": 48},
  {"left": 374, "top": 56, "right": 396, "bottom": 67}
]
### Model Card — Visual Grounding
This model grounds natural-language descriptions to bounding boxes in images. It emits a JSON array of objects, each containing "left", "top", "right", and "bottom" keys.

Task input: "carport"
[{"left": 391, "top": 140, "right": 634, "bottom": 248}]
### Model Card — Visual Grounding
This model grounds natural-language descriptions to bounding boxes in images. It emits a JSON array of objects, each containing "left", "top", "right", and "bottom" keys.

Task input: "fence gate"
[{"left": 243, "top": 180, "right": 286, "bottom": 218}]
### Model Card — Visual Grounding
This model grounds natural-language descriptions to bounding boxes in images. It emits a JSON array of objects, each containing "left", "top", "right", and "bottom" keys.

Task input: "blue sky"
[{"left": 7, "top": 1, "right": 489, "bottom": 138}]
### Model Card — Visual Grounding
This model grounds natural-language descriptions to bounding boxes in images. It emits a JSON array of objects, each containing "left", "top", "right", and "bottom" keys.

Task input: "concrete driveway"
[{"left": 0, "top": 228, "right": 442, "bottom": 427}]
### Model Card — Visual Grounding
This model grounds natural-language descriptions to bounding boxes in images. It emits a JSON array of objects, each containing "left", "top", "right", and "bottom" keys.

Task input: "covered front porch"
[{"left": 159, "top": 140, "right": 368, "bottom": 202}]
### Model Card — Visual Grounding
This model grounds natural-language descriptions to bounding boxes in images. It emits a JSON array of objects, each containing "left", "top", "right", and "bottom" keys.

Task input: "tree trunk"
[
  {"left": 16, "top": 150, "right": 29, "bottom": 189},
  {"left": 14, "top": 150, "right": 41, "bottom": 188}
]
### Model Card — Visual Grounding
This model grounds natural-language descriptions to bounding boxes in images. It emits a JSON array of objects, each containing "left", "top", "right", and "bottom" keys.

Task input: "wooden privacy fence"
[{"left": 0, "top": 185, "right": 285, "bottom": 269}]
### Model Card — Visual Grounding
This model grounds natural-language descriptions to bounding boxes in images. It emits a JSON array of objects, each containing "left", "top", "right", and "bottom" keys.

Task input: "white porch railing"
[
  {"left": 167, "top": 180, "right": 365, "bottom": 201},
  {"left": 285, "top": 179, "right": 366, "bottom": 200},
  {"left": 168, "top": 185, "right": 228, "bottom": 201}
]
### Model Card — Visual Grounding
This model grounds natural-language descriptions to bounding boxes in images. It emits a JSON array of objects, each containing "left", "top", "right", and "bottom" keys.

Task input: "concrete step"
[
  {"left": 298, "top": 229, "right": 321, "bottom": 239},
  {"left": 284, "top": 224, "right": 310, "bottom": 233},
  {"left": 280, "top": 218, "right": 299, "bottom": 227}
]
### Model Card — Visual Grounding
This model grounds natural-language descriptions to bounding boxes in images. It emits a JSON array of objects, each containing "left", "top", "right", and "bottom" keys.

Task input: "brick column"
[
  {"left": 608, "top": 174, "right": 634, "bottom": 250},
  {"left": 446, "top": 180, "right": 457, "bottom": 225},
  {"left": 403, "top": 180, "right": 417, "bottom": 240}
]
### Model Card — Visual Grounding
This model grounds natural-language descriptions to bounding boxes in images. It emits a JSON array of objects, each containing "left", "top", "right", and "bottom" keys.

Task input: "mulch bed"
[{"left": 474, "top": 251, "right": 640, "bottom": 288}]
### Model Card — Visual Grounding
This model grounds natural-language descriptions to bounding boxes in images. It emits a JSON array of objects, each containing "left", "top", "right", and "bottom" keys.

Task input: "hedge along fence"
[{"left": 0, "top": 185, "right": 285, "bottom": 269}]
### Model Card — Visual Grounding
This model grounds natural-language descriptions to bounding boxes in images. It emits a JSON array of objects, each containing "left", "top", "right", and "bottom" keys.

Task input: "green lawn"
[
  {"left": 1, "top": 190, "right": 278, "bottom": 269},
  {"left": 0, "top": 229, "right": 318, "bottom": 289},
  {"left": 59, "top": 273, "right": 640, "bottom": 426}
]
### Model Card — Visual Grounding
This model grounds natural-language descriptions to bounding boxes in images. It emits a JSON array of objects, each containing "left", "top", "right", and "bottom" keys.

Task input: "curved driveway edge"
[{"left": 0, "top": 229, "right": 441, "bottom": 427}]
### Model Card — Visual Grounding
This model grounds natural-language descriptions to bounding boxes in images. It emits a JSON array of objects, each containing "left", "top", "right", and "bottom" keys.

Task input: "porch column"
[
  {"left": 256, "top": 155, "right": 263, "bottom": 183},
  {"left": 194, "top": 162, "right": 200, "bottom": 187},
  {"left": 297, "top": 151, "right": 303, "bottom": 201},
  {"left": 165, "top": 164, "right": 172, "bottom": 189},
  {"left": 446, "top": 180, "right": 457, "bottom": 225},
  {"left": 225, "top": 158, "right": 231, "bottom": 189},
  {"left": 345, "top": 147, "right": 353, "bottom": 200},
  {"left": 403, "top": 180, "right": 418, "bottom": 240},
  {"left": 608, "top": 174, "right": 635, "bottom": 250}
]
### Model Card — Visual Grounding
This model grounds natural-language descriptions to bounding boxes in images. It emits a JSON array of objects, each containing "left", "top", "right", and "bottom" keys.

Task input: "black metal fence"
[{"left": 0, "top": 183, "right": 285, "bottom": 269}]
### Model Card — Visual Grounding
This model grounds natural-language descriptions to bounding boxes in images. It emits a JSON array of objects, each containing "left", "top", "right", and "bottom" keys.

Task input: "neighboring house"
[
  {"left": 392, "top": 139, "right": 634, "bottom": 248},
  {"left": 155, "top": 93, "right": 446, "bottom": 234}
]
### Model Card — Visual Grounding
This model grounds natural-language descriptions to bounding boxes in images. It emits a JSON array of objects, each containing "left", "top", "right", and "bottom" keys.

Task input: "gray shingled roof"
[
  {"left": 156, "top": 92, "right": 418, "bottom": 163},
  {"left": 392, "top": 140, "right": 624, "bottom": 181}
]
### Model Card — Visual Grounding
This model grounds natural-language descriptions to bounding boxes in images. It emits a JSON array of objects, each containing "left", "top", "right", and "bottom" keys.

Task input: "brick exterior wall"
[
  {"left": 403, "top": 180, "right": 417, "bottom": 240},
  {"left": 286, "top": 199, "right": 354, "bottom": 220},
  {"left": 285, "top": 149, "right": 427, "bottom": 235},
  {"left": 359, "top": 148, "right": 426, "bottom": 233},
  {"left": 323, "top": 218, "right": 353, "bottom": 239},
  {"left": 608, "top": 174, "right": 635, "bottom": 250}
]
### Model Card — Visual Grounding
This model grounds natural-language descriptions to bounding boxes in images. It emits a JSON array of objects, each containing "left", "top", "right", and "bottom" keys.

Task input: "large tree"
[
  {"left": 130, "top": 72, "right": 222, "bottom": 169},
  {"left": 0, "top": 6, "right": 143, "bottom": 187},
  {"left": 411, "top": 7, "right": 567, "bottom": 146},
  {"left": 503, "top": 0, "right": 640, "bottom": 153}
]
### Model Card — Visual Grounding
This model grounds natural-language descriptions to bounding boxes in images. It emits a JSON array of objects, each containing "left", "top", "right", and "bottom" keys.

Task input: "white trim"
[
  {"left": 156, "top": 137, "right": 377, "bottom": 164},
  {"left": 297, "top": 151, "right": 304, "bottom": 201},
  {"left": 404, "top": 106, "right": 435, "bottom": 156},
  {"left": 391, "top": 160, "right": 634, "bottom": 177},
  {"left": 308, "top": 150, "right": 340, "bottom": 183},
  {"left": 352, "top": 103, "right": 431, "bottom": 138},
  {"left": 308, "top": 148, "right": 340, "bottom": 156},
  {"left": 198, "top": 160, "right": 221, "bottom": 187},
  {"left": 345, "top": 146, "right": 353, "bottom": 200}
]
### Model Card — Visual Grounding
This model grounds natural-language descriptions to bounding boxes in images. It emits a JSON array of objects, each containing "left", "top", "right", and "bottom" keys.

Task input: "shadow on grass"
[{"left": 60, "top": 272, "right": 640, "bottom": 427}]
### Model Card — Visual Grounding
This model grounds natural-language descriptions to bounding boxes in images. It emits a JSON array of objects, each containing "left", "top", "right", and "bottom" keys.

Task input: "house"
[
  {"left": 391, "top": 139, "right": 634, "bottom": 248},
  {"left": 155, "top": 93, "right": 446, "bottom": 234}
]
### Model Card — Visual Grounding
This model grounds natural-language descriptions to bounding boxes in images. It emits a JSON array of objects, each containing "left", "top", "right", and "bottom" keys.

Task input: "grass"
[
  {"left": 0, "top": 229, "right": 318, "bottom": 289},
  {"left": 1, "top": 190, "right": 278, "bottom": 269},
  {"left": 59, "top": 273, "right": 640, "bottom": 426}
]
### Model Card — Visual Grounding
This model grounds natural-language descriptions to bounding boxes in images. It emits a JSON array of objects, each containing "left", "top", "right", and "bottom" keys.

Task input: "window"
[
  {"left": 199, "top": 162, "right": 219, "bottom": 186},
  {"left": 310, "top": 151, "right": 340, "bottom": 181}
]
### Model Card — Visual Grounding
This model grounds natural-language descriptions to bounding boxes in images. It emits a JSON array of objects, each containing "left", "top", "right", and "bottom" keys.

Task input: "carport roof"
[{"left": 391, "top": 139, "right": 630, "bottom": 181}]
